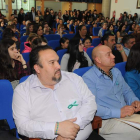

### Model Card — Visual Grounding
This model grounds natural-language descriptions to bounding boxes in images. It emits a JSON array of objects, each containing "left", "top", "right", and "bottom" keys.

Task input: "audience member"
[
  {"left": 2, "top": 28, "right": 20, "bottom": 49},
  {"left": 105, "top": 24, "right": 114, "bottom": 35},
  {"left": 55, "top": 37, "right": 69, "bottom": 52},
  {"left": 23, "top": 23, "right": 34, "bottom": 36},
  {"left": 133, "top": 13, "right": 139, "bottom": 24},
  {"left": 0, "top": 20, "right": 5, "bottom": 32},
  {"left": 0, "top": 39, "right": 30, "bottom": 88},
  {"left": 132, "top": 24, "right": 140, "bottom": 43},
  {"left": 18, "top": 8, "right": 25, "bottom": 24},
  {"left": 33, "top": 24, "right": 47, "bottom": 41},
  {"left": 74, "top": 25, "right": 90, "bottom": 40},
  {"left": 116, "top": 24, "right": 127, "bottom": 41},
  {"left": 122, "top": 35, "right": 135, "bottom": 56},
  {"left": 61, "top": 38, "right": 93, "bottom": 72},
  {"left": 22, "top": 33, "right": 38, "bottom": 53},
  {"left": 98, "top": 22, "right": 107, "bottom": 37},
  {"left": 43, "top": 23, "right": 54, "bottom": 35},
  {"left": 56, "top": 24, "right": 67, "bottom": 38},
  {"left": 28, "top": 7, "right": 36, "bottom": 22},
  {"left": 83, "top": 45, "right": 140, "bottom": 140},
  {"left": 83, "top": 37, "right": 93, "bottom": 52},
  {"left": 12, "top": 45, "right": 100, "bottom": 140},
  {"left": 125, "top": 43, "right": 140, "bottom": 99},
  {"left": 102, "top": 33, "right": 127, "bottom": 63},
  {"left": 36, "top": 10, "right": 44, "bottom": 21},
  {"left": 31, "top": 37, "right": 47, "bottom": 49}
]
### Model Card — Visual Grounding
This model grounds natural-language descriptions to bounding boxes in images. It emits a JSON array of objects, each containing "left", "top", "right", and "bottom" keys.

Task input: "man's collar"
[
  {"left": 94, "top": 65, "right": 113, "bottom": 80},
  {"left": 123, "top": 46, "right": 130, "bottom": 50}
]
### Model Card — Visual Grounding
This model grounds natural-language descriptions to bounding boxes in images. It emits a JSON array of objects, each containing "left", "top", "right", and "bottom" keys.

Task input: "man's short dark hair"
[
  {"left": 101, "top": 33, "right": 115, "bottom": 45},
  {"left": 30, "top": 45, "right": 53, "bottom": 74},
  {"left": 122, "top": 35, "right": 135, "bottom": 45}
]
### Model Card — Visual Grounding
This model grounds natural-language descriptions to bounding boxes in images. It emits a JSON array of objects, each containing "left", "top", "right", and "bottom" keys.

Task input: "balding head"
[
  {"left": 92, "top": 45, "right": 115, "bottom": 69},
  {"left": 92, "top": 45, "right": 109, "bottom": 62}
]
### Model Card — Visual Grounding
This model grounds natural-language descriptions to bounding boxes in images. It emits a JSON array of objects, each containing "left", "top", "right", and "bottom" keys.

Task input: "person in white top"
[{"left": 12, "top": 45, "right": 98, "bottom": 140}]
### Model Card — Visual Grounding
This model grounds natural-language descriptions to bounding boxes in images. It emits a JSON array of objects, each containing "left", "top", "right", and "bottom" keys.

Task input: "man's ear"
[
  {"left": 95, "top": 57, "right": 101, "bottom": 64},
  {"left": 34, "top": 64, "right": 40, "bottom": 74}
]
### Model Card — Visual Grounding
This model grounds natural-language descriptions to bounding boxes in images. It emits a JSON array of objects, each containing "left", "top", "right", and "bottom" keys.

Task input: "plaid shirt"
[
  {"left": 97, "top": 66, "right": 113, "bottom": 80},
  {"left": 14, "top": 60, "right": 30, "bottom": 80}
]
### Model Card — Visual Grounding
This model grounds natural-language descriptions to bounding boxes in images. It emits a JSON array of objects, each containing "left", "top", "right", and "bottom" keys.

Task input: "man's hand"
[
  {"left": 56, "top": 136, "right": 71, "bottom": 140},
  {"left": 121, "top": 105, "right": 135, "bottom": 118},
  {"left": 116, "top": 44, "right": 127, "bottom": 62},
  {"left": 131, "top": 101, "right": 140, "bottom": 112},
  {"left": 56, "top": 118, "right": 80, "bottom": 140},
  {"left": 116, "top": 44, "right": 123, "bottom": 51}
]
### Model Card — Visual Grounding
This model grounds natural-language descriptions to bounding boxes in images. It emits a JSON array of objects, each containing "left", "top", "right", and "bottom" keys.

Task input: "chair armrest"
[{"left": 91, "top": 116, "right": 102, "bottom": 134}]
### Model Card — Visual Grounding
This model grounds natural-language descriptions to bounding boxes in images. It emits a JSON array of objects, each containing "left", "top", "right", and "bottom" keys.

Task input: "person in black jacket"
[
  {"left": 18, "top": 8, "right": 25, "bottom": 24},
  {"left": 28, "top": 7, "right": 37, "bottom": 23},
  {"left": 44, "top": 11, "right": 52, "bottom": 27}
]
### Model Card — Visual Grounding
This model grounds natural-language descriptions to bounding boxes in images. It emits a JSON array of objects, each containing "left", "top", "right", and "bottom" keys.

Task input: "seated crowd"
[{"left": 1, "top": 7, "right": 140, "bottom": 140}]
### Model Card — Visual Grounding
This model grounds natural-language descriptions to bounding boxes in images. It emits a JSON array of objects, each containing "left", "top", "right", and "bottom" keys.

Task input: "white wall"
[
  {"left": 44, "top": 1, "right": 61, "bottom": 12},
  {"left": 72, "top": 2, "right": 87, "bottom": 11},
  {"left": 110, "top": 0, "right": 140, "bottom": 20}
]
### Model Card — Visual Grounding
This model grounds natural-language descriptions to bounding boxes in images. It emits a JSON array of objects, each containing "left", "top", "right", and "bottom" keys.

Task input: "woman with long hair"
[
  {"left": 133, "top": 13, "right": 139, "bottom": 24},
  {"left": 0, "top": 39, "right": 30, "bottom": 83},
  {"left": 61, "top": 37, "right": 92, "bottom": 72},
  {"left": 33, "top": 24, "right": 47, "bottom": 42},
  {"left": 125, "top": 43, "right": 140, "bottom": 99},
  {"left": 105, "top": 24, "right": 115, "bottom": 35},
  {"left": 24, "top": 23, "right": 34, "bottom": 36},
  {"left": 116, "top": 24, "right": 127, "bottom": 42},
  {"left": 36, "top": 10, "right": 44, "bottom": 21}
]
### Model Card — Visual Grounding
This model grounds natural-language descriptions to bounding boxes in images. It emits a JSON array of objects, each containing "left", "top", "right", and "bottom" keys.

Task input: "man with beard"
[{"left": 12, "top": 45, "right": 102, "bottom": 140}]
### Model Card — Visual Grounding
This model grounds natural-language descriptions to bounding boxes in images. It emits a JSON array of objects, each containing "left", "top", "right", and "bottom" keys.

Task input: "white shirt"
[
  {"left": 32, "top": 11, "right": 35, "bottom": 21},
  {"left": 61, "top": 52, "right": 93, "bottom": 72},
  {"left": 12, "top": 71, "right": 97, "bottom": 140}
]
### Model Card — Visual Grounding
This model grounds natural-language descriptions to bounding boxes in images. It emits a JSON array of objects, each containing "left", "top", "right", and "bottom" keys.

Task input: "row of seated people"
[{"left": 1, "top": 42, "right": 140, "bottom": 140}]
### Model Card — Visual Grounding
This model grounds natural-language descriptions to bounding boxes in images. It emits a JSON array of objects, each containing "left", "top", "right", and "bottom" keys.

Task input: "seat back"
[
  {"left": 19, "top": 75, "right": 29, "bottom": 83},
  {"left": 86, "top": 24, "right": 91, "bottom": 33},
  {"left": 20, "top": 42, "right": 25, "bottom": 53},
  {"left": 73, "top": 66, "right": 92, "bottom": 77},
  {"left": 91, "top": 38, "right": 101, "bottom": 47},
  {"left": 114, "top": 62, "right": 126, "bottom": 77},
  {"left": 114, "top": 28, "right": 118, "bottom": 35},
  {"left": 86, "top": 47, "right": 94, "bottom": 60},
  {"left": 20, "top": 35, "right": 28, "bottom": 43},
  {"left": 57, "top": 49, "right": 67, "bottom": 64},
  {"left": 0, "top": 80, "right": 15, "bottom": 129},
  {"left": 48, "top": 40, "right": 60, "bottom": 50},
  {"left": 69, "top": 24, "right": 74, "bottom": 31},
  {"left": 44, "top": 34, "right": 60, "bottom": 41},
  {"left": 22, "top": 52, "right": 30, "bottom": 63},
  {"left": 92, "top": 27, "right": 101, "bottom": 36},
  {"left": 20, "top": 31, "right": 26, "bottom": 36},
  {"left": 62, "top": 34, "right": 75, "bottom": 40},
  {"left": 128, "top": 31, "right": 134, "bottom": 35},
  {"left": 102, "top": 29, "right": 107, "bottom": 36}
]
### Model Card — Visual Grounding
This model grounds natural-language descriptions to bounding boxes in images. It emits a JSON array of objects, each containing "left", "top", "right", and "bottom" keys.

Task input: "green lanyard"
[{"left": 68, "top": 101, "right": 78, "bottom": 109}]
